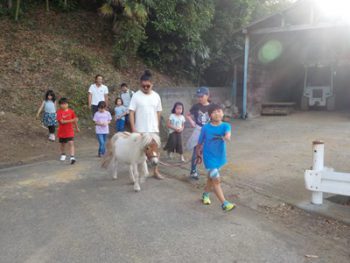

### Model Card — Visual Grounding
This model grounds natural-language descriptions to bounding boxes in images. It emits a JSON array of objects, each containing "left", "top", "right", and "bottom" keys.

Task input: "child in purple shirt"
[{"left": 93, "top": 101, "right": 112, "bottom": 157}]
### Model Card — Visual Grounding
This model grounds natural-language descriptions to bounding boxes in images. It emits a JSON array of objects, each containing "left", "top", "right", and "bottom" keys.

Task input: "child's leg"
[
  {"left": 68, "top": 140, "right": 75, "bottom": 156},
  {"left": 120, "top": 119, "right": 125, "bottom": 132},
  {"left": 60, "top": 142, "right": 65, "bottom": 155},
  {"left": 101, "top": 134, "right": 107, "bottom": 155},
  {"left": 204, "top": 178, "right": 213, "bottom": 193},
  {"left": 190, "top": 146, "right": 198, "bottom": 175},
  {"left": 48, "top": 126, "right": 55, "bottom": 134},
  {"left": 212, "top": 178, "right": 226, "bottom": 204},
  {"left": 59, "top": 142, "right": 67, "bottom": 161},
  {"left": 96, "top": 134, "right": 103, "bottom": 154}
]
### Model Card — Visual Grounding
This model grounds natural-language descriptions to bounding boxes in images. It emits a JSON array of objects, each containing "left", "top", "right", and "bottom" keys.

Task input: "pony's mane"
[{"left": 140, "top": 133, "right": 161, "bottom": 148}]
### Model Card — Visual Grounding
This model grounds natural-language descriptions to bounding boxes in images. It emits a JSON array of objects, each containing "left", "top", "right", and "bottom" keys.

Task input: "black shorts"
[{"left": 59, "top": 137, "right": 74, "bottom": 143}]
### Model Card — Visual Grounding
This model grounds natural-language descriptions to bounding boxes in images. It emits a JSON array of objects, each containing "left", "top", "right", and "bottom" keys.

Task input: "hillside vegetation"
[{"left": 0, "top": 8, "right": 179, "bottom": 119}]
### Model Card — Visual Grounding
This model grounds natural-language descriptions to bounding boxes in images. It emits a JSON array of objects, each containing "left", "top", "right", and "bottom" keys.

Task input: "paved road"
[{"left": 0, "top": 154, "right": 349, "bottom": 263}]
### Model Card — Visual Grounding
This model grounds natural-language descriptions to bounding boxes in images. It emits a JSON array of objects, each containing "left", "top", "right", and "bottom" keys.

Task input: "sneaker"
[
  {"left": 48, "top": 134, "right": 55, "bottom": 142},
  {"left": 70, "top": 156, "right": 76, "bottom": 165},
  {"left": 222, "top": 201, "right": 236, "bottom": 211},
  {"left": 190, "top": 171, "right": 199, "bottom": 180},
  {"left": 180, "top": 155, "right": 186, "bottom": 162},
  {"left": 202, "top": 193, "right": 211, "bottom": 205},
  {"left": 60, "top": 154, "right": 66, "bottom": 161}
]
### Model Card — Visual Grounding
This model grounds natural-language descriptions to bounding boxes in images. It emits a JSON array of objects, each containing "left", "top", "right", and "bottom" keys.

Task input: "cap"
[{"left": 196, "top": 87, "right": 209, "bottom": 97}]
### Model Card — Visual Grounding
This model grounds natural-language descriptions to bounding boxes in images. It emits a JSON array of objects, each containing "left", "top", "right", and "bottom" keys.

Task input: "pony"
[{"left": 102, "top": 132, "right": 161, "bottom": 191}]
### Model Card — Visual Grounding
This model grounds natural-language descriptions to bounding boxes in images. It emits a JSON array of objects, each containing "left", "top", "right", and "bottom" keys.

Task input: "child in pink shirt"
[{"left": 93, "top": 101, "right": 112, "bottom": 157}]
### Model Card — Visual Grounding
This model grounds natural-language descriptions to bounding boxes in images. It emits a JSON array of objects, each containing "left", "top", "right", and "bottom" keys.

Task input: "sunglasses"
[{"left": 142, "top": 85, "right": 151, "bottom": 89}]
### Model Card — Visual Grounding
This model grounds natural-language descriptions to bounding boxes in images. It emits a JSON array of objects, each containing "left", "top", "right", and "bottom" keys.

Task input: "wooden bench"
[{"left": 261, "top": 102, "right": 296, "bottom": 116}]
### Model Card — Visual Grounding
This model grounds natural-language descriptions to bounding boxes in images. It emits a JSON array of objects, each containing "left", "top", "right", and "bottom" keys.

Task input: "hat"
[{"left": 196, "top": 87, "right": 209, "bottom": 97}]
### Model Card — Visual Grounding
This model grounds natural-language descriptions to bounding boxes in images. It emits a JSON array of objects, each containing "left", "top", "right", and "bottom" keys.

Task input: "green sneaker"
[
  {"left": 222, "top": 201, "right": 236, "bottom": 211},
  {"left": 202, "top": 193, "right": 211, "bottom": 205}
]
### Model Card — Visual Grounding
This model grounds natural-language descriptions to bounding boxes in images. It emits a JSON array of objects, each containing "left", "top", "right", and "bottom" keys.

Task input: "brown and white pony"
[{"left": 102, "top": 132, "right": 161, "bottom": 191}]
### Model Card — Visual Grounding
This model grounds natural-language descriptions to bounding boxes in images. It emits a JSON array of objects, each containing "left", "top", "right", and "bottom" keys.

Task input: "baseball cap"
[{"left": 196, "top": 86, "right": 209, "bottom": 97}]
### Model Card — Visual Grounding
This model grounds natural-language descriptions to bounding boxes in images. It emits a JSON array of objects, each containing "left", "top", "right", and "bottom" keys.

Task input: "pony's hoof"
[
  {"left": 134, "top": 184, "right": 141, "bottom": 192},
  {"left": 112, "top": 175, "right": 118, "bottom": 180}
]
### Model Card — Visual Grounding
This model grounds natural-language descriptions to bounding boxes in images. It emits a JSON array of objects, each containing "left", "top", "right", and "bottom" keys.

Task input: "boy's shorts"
[
  {"left": 207, "top": 168, "right": 220, "bottom": 179},
  {"left": 59, "top": 137, "right": 74, "bottom": 143}
]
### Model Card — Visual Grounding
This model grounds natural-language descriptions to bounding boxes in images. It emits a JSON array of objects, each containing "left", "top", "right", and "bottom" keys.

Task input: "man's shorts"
[
  {"left": 59, "top": 137, "right": 74, "bottom": 143},
  {"left": 208, "top": 168, "right": 220, "bottom": 179}
]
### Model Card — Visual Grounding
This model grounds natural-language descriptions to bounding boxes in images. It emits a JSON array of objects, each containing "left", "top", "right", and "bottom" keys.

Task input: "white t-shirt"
[
  {"left": 88, "top": 84, "right": 109, "bottom": 106},
  {"left": 168, "top": 114, "right": 185, "bottom": 134},
  {"left": 129, "top": 90, "right": 162, "bottom": 133}
]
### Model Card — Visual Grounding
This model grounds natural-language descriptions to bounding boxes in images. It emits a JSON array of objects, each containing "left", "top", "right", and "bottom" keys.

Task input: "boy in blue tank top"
[{"left": 196, "top": 104, "right": 235, "bottom": 211}]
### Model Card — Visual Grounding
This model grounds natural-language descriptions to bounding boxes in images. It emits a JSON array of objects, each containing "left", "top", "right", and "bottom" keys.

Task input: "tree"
[
  {"left": 100, "top": 0, "right": 151, "bottom": 67},
  {"left": 14, "top": 0, "right": 20, "bottom": 20},
  {"left": 46, "top": 0, "right": 50, "bottom": 12},
  {"left": 201, "top": 0, "right": 295, "bottom": 85},
  {"left": 139, "top": 0, "right": 215, "bottom": 79}
]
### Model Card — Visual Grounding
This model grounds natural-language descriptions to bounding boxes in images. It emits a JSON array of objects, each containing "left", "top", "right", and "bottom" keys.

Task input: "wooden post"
[
  {"left": 232, "top": 64, "right": 237, "bottom": 107},
  {"left": 242, "top": 32, "right": 250, "bottom": 119},
  {"left": 14, "top": 0, "right": 20, "bottom": 21}
]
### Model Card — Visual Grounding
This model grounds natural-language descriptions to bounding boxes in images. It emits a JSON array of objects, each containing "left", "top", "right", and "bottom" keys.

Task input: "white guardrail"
[{"left": 304, "top": 141, "right": 350, "bottom": 205}]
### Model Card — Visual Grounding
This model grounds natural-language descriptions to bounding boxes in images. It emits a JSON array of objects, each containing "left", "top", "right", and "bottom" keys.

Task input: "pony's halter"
[{"left": 144, "top": 145, "right": 159, "bottom": 160}]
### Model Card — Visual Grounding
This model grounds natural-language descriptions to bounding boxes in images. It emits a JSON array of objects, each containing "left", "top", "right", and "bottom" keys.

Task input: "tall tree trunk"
[
  {"left": 64, "top": 0, "right": 68, "bottom": 10},
  {"left": 8, "top": 0, "right": 13, "bottom": 9},
  {"left": 46, "top": 0, "right": 50, "bottom": 12},
  {"left": 14, "top": 0, "right": 20, "bottom": 21}
]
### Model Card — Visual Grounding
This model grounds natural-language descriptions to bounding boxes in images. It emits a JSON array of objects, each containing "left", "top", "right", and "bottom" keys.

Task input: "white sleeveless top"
[{"left": 44, "top": 101, "right": 56, "bottom": 113}]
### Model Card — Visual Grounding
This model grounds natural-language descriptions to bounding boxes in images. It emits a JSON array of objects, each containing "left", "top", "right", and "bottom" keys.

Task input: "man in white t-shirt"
[
  {"left": 129, "top": 70, "right": 163, "bottom": 179},
  {"left": 88, "top": 74, "right": 109, "bottom": 117}
]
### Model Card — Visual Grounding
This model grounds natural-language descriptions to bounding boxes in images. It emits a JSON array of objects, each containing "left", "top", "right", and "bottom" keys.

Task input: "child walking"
[
  {"left": 196, "top": 104, "right": 235, "bottom": 211},
  {"left": 56, "top": 98, "right": 79, "bottom": 164},
  {"left": 164, "top": 102, "right": 186, "bottom": 162},
  {"left": 114, "top": 97, "right": 127, "bottom": 132},
  {"left": 93, "top": 101, "right": 112, "bottom": 157},
  {"left": 36, "top": 90, "right": 57, "bottom": 141},
  {"left": 186, "top": 87, "right": 211, "bottom": 179}
]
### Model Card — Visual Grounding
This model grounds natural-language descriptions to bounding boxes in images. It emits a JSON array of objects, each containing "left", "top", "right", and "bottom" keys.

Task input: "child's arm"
[
  {"left": 195, "top": 144, "right": 203, "bottom": 164},
  {"left": 223, "top": 132, "right": 231, "bottom": 142},
  {"left": 178, "top": 118, "right": 185, "bottom": 132},
  {"left": 61, "top": 118, "right": 78, "bottom": 124},
  {"left": 186, "top": 112, "right": 196, "bottom": 128},
  {"left": 166, "top": 119, "right": 177, "bottom": 130},
  {"left": 74, "top": 120, "right": 80, "bottom": 132},
  {"left": 36, "top": 101, "right": 45, "bottom": 119},
  {"left": 195, "top": 127, "right": 206, "bottom": 164}
]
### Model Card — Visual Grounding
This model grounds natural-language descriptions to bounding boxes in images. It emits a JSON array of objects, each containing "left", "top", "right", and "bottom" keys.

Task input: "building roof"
[{"left": 242, "top": 0, "right": 350, "bottom": 35}]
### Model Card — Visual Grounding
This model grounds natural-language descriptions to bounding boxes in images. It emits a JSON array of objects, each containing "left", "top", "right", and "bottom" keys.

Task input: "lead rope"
[{"left": 158, "top": 156, "right": 201, "bottom": 168}]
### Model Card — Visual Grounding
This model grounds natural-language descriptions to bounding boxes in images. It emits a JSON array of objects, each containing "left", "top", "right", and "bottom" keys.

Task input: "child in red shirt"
[{"left": 56, "top": 98, "right": 79, "bottom": 164}]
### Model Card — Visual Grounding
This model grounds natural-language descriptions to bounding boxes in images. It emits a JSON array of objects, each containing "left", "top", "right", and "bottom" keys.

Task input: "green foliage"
[
  {"left": 1, "top": 0, "right": 295, "bottom": 84},
  {"left": 202, "top": 0, "right": 295, "bottom": 85},
  {"left": 53, "top": 0, "right": 80, "bottom": 11},
  {"left": 67, "top": 84, "right": 91, "bottom": 119},
  {"left": 112, "top": 20, "right": 146, "bottom": 67},
  {"left": 139, "top": 0, "right": 215, "bottom": 80},
  {"left": 99, "top": 0, "right": 152, "bottom": 67}
]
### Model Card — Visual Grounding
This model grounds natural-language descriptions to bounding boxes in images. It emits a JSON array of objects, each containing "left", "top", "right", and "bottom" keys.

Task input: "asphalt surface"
[{"left": 0, "top": 154, "right": 349, "bottom": 263}]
